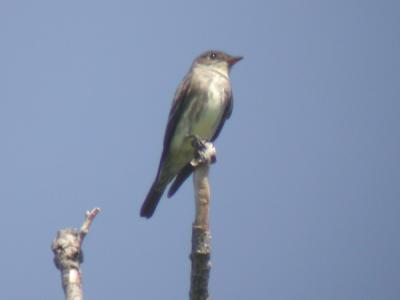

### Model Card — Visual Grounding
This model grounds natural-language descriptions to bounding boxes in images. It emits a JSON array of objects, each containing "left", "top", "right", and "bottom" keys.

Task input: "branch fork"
[{"left": 52, "top": 208, "right": 100, "bottom": 300}]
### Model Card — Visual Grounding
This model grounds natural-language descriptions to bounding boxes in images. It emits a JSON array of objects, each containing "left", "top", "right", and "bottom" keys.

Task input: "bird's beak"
[{"left": 227, "top": 55, "right": 243, "bottom": 66}]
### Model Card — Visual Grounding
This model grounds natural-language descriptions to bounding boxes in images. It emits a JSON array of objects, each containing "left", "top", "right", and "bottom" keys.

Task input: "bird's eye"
[{"left": 209, "top": 52, "right": 217, "bottom": 60}]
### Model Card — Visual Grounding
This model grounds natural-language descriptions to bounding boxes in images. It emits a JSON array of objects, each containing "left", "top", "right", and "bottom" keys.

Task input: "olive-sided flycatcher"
[{"left": 140, "top": 50, "right": 242, "bottom": 218}]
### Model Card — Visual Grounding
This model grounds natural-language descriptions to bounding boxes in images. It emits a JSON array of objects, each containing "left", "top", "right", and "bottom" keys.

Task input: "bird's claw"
[{"left": 189, "top": 135, "right": 217, "bottom": 167}]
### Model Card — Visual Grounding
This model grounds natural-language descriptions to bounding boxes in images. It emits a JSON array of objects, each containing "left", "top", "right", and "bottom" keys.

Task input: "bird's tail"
[{"left": 140, "top": 179, "right": 167, "bottom": 218}]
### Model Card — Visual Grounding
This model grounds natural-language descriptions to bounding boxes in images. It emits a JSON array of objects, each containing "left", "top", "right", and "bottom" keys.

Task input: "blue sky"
[{"left": 1, "top": 0, "right": 399, "bottom": 299}]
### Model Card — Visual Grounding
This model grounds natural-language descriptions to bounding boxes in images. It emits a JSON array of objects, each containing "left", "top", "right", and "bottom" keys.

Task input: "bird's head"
[{"left": 193, "top": 50, "right": 243, "bottom": 75}]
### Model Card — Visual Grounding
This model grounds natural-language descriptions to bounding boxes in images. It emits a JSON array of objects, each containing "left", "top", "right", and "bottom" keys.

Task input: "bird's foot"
[{"left": 188, "top": 135, "right": 217, "bottom": 167}]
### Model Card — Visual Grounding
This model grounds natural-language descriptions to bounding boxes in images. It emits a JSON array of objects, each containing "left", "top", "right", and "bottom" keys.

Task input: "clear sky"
[{"left": 1, "top": 0, "right": 399, "bottom": 299}]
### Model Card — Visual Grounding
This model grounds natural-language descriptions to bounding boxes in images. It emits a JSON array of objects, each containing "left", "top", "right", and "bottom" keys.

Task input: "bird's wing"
[
  {"left": 163, "top": 73, "right": 193, "bottom": 149},
  {"left": 167, "top": 88, "right": 233, "bottom": 198},
  {"left": 211, "top": 87, "right": 233, "bottom": 141},
  {"left": 155, "top": 73, "right": 193, "bottom": 180}
]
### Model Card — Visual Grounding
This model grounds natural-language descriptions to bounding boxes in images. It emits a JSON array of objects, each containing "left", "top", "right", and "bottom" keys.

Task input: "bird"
[{"left": 140, "top": 50, "right": 242, "bottom": 218}]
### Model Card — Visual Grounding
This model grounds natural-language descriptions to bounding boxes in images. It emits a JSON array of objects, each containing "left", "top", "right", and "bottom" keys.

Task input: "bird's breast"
[{"left": 173, "top": 79, "right": 228, "bottom": 149}]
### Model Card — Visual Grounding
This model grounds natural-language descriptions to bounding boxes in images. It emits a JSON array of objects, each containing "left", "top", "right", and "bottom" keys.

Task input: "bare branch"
[
  {"left": 52, "top": 208, "right": 101, "bottom": 300},
  {"left": 190, "top": 139, "right": 215, "bottom": 300},
  {"left": 79, "top": 208, "right": 101, "bottom": 242}
]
